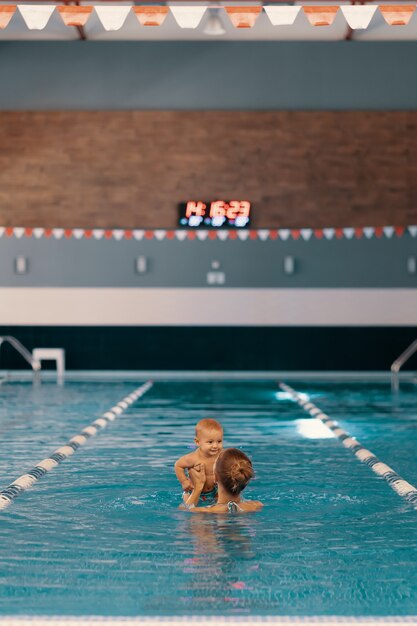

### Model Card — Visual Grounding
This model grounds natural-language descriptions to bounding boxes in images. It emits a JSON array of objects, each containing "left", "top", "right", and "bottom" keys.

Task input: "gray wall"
[
  {"left": 1, "top": 41, "right": 417, "bottom": 110},
  {"left": 2, "top": 235, "right": 417, "bottom": 287}
]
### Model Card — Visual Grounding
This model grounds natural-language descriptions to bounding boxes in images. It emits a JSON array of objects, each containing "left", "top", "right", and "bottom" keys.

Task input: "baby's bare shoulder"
[{"left": 175, "top": 450, "right": 198, "bottom": 468}]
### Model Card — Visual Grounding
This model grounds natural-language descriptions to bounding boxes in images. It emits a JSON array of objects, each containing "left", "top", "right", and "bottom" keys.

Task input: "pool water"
[{"left": 0, "top": 380, "right": 417, "bottom": 616}]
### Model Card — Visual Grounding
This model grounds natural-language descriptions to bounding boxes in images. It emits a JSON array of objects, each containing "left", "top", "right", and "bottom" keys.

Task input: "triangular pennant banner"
[
  {"left": 258, "top": 229, "right": 269, "bottom": 241},
  {"left": 57, "top": 6, "right": 93, "bottom": 27},
  {"left": 264, "top": 6, "right": 300, "bottom": 26},
  {"left": 133, "top": 6, "right": 169, "bottom": 26},
  {"left": 341, "top": 5, "right": 377, "bottom": 29},
  {"left": 363, "top": 227, "right": 375, "bottom": 239},
  {"left": 303, "top": 6, "right": 339, "bottom": 26},
  {"left": 175, "top": 230, "right": 188, "bottom": 241},
  {"left": 278, "top": 229, "right": 290, "bottom": 241},
  {"left": 14, "top": 227, "right": 25, "bottom": 238},
  {"left": 379, "top": 5, "right": 415, "bottom": 26},
  {"left": 0, "top": 6, "right": 16, "bottom": 29},
  {"left": 342, "top": 228, "right": 354, "bottom": 239},
  {"left": 170, "top": 6, "right": 207, "bottom": 28},
  {"left": 225, "top": 6, "right": 261, "bottom": 28},
  {"left": 18, "top": 4, "right": 55, "bottom": 30},
  {"left": 52, "top": 228, "right": 64, "bottom": 239},
  {"left": 95, "top": 5, "right": 131, "bottom": 31}
]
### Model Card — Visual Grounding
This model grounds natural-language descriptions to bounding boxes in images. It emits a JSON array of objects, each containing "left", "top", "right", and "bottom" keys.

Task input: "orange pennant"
[
  {"left": 379, "top": 5, "right": 415, "bottom": 26},
  {"left": 225, "top": 6, "right": 261, "bottom": 28},
  {"left": 303, "top": 6, "right": 339, "bottom": 26},
  {"left": 57, "top": 6, "right": 92, "bottom": 27},
  {"left": 0, "top": 6, "right": 16, "bottom": 30},
  {"left": 133, "top": 6, "right": 169, "bottom": 26}
]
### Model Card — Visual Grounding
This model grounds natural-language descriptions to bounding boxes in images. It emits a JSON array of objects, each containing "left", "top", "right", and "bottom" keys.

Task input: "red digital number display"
[{"left": 179, "top": 200, "right": 251, "bottom": 228}]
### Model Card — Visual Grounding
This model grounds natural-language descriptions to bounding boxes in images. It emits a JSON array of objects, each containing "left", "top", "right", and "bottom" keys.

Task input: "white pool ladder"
[
  {"left": 0, "top": 335, "right": 41, "bottom": 374},
  {"left": 391, "top": 338, "right": 417, "bottom": 392}
]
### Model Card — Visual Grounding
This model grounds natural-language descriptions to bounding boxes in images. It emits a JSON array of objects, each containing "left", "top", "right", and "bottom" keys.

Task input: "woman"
[{"left": 182, "top": 448, "right": 263, "bottom": 514}]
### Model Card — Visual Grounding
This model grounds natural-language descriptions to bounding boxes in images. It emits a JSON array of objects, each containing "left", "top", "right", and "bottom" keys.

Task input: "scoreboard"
[{"left": 179, "top": 200, "right": 251, "bottom": 228}]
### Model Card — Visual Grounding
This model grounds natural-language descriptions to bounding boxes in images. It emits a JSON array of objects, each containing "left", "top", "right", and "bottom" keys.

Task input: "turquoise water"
[{"left": 0, "top": 380, "right": 417, "bottom": 616}]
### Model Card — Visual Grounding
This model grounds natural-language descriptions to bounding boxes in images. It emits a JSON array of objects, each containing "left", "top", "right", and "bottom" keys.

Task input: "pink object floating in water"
[
  {"left": 183, "top": 557, "right": 201, "bottom": 565},
  {"left": 231, "top": 582, "right": 246, "bottom": 590}
]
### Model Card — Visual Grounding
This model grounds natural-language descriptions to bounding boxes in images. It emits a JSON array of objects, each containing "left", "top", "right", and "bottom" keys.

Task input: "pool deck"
[
  {"left": 1, "top": 370, "right": 416, "bottom": 383},
  {"left": 1, "top": 617, "right": 417, "bottom": 625}
]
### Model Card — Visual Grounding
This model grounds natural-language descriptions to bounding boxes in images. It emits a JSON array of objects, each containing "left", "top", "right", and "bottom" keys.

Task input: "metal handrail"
[
  {"left": 0, "top": 336, "right": 41, "bottom": 372},
  {"left": 391, "top": 339, "right": 417, "bottom": 392}
]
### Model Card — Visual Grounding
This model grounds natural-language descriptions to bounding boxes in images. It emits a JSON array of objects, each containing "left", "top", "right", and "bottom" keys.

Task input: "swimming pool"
[{"left": 1, "top": 378, "right": 417, "bottom": 620}]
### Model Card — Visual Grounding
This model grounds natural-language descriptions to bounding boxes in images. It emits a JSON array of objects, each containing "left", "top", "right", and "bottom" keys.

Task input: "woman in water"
[{"left": 182, "top": 448, "right": 263, "bottom": 514}]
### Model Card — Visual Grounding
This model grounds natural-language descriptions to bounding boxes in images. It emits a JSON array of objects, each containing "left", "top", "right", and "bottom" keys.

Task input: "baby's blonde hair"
[{"left": 195, "top": 418, "right": 223, "bottom": 438}]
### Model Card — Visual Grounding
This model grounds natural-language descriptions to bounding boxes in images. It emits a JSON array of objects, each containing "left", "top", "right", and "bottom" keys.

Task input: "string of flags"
[
  {"left": 0, "top": 4, "right": 415, "bottom": 30},
  {"left": 1, "top": 226, "right": 416, "bottom": 241}
]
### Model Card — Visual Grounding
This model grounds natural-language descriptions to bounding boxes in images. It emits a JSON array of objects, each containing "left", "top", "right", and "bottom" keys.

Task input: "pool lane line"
[
  {"left": 0, "top": 381, "right": 153, "bottom": 511},
  {"left": 279, "top": 382, "right": 417, "bottom": 507}
]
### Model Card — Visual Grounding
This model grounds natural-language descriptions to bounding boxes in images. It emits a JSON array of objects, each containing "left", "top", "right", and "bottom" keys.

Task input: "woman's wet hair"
[{"left": 215, "top": 448, "right": 254, "bottom": 495}]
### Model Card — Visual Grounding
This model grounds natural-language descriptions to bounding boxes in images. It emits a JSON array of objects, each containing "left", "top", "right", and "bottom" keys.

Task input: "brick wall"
[{"left": 1, "top": 111, "right": 416, "bottom": 228}]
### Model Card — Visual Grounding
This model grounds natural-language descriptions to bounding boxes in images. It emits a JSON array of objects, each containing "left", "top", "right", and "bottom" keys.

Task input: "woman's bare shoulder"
[{"left": 241, "top": 500, "right": 263, "bottom": 512}]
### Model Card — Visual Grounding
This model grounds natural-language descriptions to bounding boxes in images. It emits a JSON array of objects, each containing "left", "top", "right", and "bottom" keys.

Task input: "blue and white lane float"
[
  {"left": 0, "top": 381, "right": 153, "bottom": 511},
  {"left": 279, "top": 382, "right": 417, "bottom": 507}
]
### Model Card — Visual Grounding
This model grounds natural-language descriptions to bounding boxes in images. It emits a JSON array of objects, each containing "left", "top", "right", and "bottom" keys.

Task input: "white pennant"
[
  {"left": 53, "top": 228, "right": 64, "bottom": 240},
  {"left": 408, "top": 225, "right": 417, "bottom": 238},
  {"left": 300, "top": 228, "right": 312, "bottom": 241},
  {"left": 154, "top": 230, "right": 166, "bottom": 240},
  {"left": 237, "top": 230, "right": 249, "bottom": 241},
  {"left": 175, "top": 230, "right": 188, "bottom": 241},
  {"left": 95, "top": 5, "right": 131, "bottom": 31},
  {"left": 383, "top": 226, "right": 395, "bottom": 238},
  {"left": 13, "top": 227, "right": 25, "bottom": 239},
  {"left": 363, "top": 227, "right": 375, "bottom": 239},
  {"left": 33, "top": 228, "right": 44, "bottom": 238},
  {"left": 0, "top": 227, "right": 5, "bottom": 238},
  {"left": 217, "top": 230, "right": 229, "bottom": 241},
  {"left": 323, "top": 228, "right": 335, "bottom": 240},
  {"left": 264, "top": 6, "right": 300, "bottom": 26},
  {"left": 170, "top": 6, "right": 208, "bottom": 28},
  {"left": 341, "top": 5, "right": 376, "bottom": 29},
  {"left": 343, "top": 228, "right": 355, "bottom": 239},
  {"left": 73, "top": 229, "right": 84, "bottom": 240},
  {"left": 113, "top": 229, "right": 125, "bottom": 241},
  {"left": 278, "top": 229, "right": 290, "bottom": 241},
  {"left": 18, "top": 5, "right": 55, "bottom": 29},
  {"left": 258, "top": 230, "right": 269, "bottom": 241},
  {"left": 133, "top": 230, "right": 144, "bottom": 240},
  {"left": 92, "top": 229, "right": 104, "bottom": 240},
  {"left": 196, "top": 230, "right": 208, "bottom": 240}
]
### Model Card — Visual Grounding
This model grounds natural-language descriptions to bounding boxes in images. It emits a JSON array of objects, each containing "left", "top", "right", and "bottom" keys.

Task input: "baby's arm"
[{"left": 174, "top": 452, "right": 197, "bottom": 491}]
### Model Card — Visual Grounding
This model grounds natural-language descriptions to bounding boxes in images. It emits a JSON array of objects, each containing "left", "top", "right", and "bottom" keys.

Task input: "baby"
[{"left": 174, "top": 418, "right": 223, "bottom": 504}]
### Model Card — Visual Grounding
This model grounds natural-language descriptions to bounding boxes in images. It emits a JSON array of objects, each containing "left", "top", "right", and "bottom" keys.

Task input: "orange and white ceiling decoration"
[{"left": 0, "top": 2, "right": 417, "bottom": 40}]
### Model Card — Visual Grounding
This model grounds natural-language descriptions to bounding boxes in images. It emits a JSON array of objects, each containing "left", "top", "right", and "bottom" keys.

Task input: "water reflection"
[{"left": 177, "top": 514, "right": 258, "bottom": 610}]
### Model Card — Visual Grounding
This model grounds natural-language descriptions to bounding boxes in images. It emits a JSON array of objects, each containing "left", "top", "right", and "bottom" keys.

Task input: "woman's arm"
[{"left": 182, "top": 465, "right": 206, "bottom": 508}]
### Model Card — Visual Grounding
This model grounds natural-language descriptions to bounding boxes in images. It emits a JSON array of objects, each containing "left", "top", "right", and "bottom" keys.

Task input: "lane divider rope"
[
  {"left": 279, "top": 382, "right": 417, "bottom": 507},
  {"left": 0, "top": 381, "right": 153, "bottom": 511}
]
